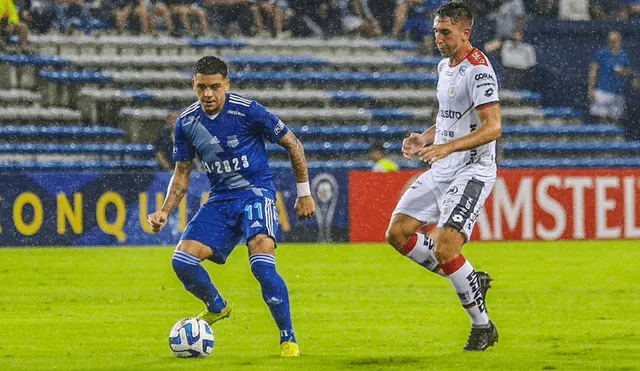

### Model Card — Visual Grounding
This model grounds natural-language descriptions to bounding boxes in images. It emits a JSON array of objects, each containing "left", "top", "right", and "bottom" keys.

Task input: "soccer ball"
[{"left": 169, "top": 318, "right": 215, "bottom": 358}]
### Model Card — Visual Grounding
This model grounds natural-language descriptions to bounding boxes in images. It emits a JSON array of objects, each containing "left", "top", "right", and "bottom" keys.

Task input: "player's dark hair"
[
  {"left": 193, "top": 56, "right": 228, "bottom": 77},
  {"left": 371, "top": 142, "right": 387, "bottom": 153},
  {"left": 435, "top": 1, "right": 474, "bottom": 27}
]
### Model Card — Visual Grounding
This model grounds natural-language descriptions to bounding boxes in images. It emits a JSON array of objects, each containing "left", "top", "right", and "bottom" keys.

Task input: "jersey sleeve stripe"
[
  {"left": 230, "top": 94, "right": 252, "bottom": 104},
  {"left": 475, "top": 101, "right": 500, "bottom": 111},
  {"left": 228, "top": 97, "right": 251, "bottom": 107}
]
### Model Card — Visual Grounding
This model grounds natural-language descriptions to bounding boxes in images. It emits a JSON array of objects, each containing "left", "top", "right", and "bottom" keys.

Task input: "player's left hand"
[
  {"left": 294, "top": 196, "right": 315, "bottom": 220},
  {"left": 417, "top": 143, "right": 453, "bottom": 165}
]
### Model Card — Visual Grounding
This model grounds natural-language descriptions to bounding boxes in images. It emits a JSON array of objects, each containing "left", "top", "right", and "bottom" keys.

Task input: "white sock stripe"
[
  {"left": 249, "top": 254, "right": 276, "bottom": 264},
  {"left": 250, "top": 259, "right": 276, "bottom": 267},
  {"left": 172, "top": 255, "right": 200, "bottom": 266},
  {"left": 249, "top": 254, "right": 276, "bottom": 262},
  {"left": 173, "top": 251, "right": 201, "bottom": 264}
]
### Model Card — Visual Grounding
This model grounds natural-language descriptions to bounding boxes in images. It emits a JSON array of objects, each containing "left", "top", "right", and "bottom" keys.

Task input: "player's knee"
[
  {"left": 385, "top": 224, "right": 410, "bottom": 251},
  {"left": 248, "top": 234, "right": 275, "bottom": 255},
  {"left": 175, "top": 240, "right": 211, "bottom": 260}
]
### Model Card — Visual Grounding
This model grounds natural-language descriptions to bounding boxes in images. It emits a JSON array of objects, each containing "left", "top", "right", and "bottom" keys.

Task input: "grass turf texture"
[{"left": 0, "top": 241, "right": 639, "bottom": 371}]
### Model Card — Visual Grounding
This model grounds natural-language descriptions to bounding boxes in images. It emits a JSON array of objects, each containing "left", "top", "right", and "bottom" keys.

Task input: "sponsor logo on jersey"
[
  {"left": 474, "top": 73, "right": 495, "bottom": 81},
  {"left": 173, "top": 146, "right": 178, "bottom": 153},
  {"left": 227, "top": 109, "right": 246, "bottom": 117},
  {"left": 226, "top": 135, "right": 239, "bottom": 148},
  {"left": 210, "top": 136, "right": 220, "bottom": 144},
  {"left": 445, "top": 70, "right": 453, "bottom": 76},
  {"left": 459, "top": 66, "right": 467, "bottom": 75},
  {"left": 251, "top": 220, "right": 262, "bottom": 228},
  {"left": 446, "top": 186, "right": 459, "bottom": 195},
  {"left": 438, "top": 109, "right": 462, "bottom": 119},
  {"left": 484, "top": 88, "right": 495, "bottom": 97},
  {"left": 274, "top": 120, "right": 285, "bottom": 135}
]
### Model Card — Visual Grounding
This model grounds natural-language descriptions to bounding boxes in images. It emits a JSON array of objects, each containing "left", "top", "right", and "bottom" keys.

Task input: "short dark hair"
[
  {"left": 435, "top": 1, "right": 474, "bottom": 27},
  {"left": 193, "top": 56, "right": 228, "bottom": 77}
]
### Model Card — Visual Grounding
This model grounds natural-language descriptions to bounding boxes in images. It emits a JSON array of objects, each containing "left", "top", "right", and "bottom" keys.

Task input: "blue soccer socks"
[
  {"left": 172, "top": 250, "right": 227, "bottom": 314},
  {"left": 249, "top": 253, "right": 296, "bottom": 344}
]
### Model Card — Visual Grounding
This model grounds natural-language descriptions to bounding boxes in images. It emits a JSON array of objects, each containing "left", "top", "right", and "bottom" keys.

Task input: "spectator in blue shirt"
[{"left": 588, "top": 31, "right": 633, "bottom": 123}]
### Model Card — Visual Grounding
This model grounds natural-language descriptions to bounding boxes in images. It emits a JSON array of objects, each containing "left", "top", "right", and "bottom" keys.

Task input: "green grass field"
[{"left": 1, "top": 241, "right": 639, "bottom": 371}]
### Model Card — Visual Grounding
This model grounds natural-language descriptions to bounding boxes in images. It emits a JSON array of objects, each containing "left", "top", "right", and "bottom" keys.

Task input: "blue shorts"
[{"left": 181, "top": 194, "right": 279, "bottom": 264}]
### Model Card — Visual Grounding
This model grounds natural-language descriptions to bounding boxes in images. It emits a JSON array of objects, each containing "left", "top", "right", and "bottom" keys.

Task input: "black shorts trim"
[{"left": 444, "top": 178, "right": 485, "bottom": 233}]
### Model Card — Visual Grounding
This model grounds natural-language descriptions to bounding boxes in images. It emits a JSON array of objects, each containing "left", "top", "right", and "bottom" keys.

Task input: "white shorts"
[
  {"left": 392, "top": 170, "right": 495, "bottom": 241},
  {"left": 590, "top": 89, "right": 625, "bottom": 120}
]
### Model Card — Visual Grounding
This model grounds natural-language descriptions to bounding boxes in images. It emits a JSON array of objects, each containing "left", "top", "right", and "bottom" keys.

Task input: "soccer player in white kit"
[{"left": 385, "top": 2, "right": 501, "bottom": 351}]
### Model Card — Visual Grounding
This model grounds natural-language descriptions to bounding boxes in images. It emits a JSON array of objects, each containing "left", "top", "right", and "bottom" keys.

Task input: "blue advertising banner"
[{"left": 0, "top": 171, "right": 349, "bottom": 247}]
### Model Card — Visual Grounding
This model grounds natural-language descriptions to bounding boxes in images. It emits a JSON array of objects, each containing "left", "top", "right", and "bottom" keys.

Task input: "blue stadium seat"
[
  {"left": 290, "top": 124, "right": 421, "bottom": 138},
  {"left": 501, "top": 124, "right": 624, "bottom": 137},
  {"left": 501, "top": 158, "right": 640, "bottom": 169},
  {"left": 224, "top": 55, "right": 328, "bottom": 68},
  {"left": 376, "top": 40, "right": 419, "bottom": 51},
  {"left": 0, "top": 125, "right": 125, "bottom": 139},
  {"left": 266, "top": 142, "right": 370, "bottom": 154},
  {"left": 0, "top": 143, "right": 154, "bottom": 155},
  {"left": 0, "top": 54, "right": 71, "bottom": 67},
  {"left": 189, "top": 38, "right": 248, "bottom": 49},
  {"left": 227, "top": 71, "right": 438, "bottom": 85},
  {"left": 39, "top": 70, "right": 113, "bottom": 84},
  {"left": 0, "top": 160, "right": 158, "bottom": 172},
  {"left": 399, "top": 56, "right": 441, "bottom": 67},
  {"left": 503, "top": 141, "right": 640, "bottom": 153},
  {"left": 269, "top": 159, "right": 424, "bottom": 171}
]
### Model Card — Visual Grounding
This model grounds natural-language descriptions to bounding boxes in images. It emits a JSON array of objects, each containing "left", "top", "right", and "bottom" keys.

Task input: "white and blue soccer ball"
[{"left": 169, "top": 318, "right": 215, "bottom": 358}]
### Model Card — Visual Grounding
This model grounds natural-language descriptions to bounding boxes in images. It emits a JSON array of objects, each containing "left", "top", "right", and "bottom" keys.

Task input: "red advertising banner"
[{"left": 349, "top": 169, "right": 640, "bottom": 242}]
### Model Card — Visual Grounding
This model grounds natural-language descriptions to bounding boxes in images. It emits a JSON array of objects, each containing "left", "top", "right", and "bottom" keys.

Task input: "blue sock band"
[
  {"left": 172, "top": 250, "right": 227, "bottom": 314},
  {"left": 249, "top": 254, "right": 295, "bottom": 343}
]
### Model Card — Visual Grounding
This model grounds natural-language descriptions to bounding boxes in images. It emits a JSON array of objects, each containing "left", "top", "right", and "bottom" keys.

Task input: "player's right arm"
[
  {"left": 148, "top": 113, "right": 196, "bottom": 233},
  {"left": 402, "top": 125, "right": 436, "bottom": 159},
  {"left": 148, "top": 161, "right": 193, "bottom": 233}
]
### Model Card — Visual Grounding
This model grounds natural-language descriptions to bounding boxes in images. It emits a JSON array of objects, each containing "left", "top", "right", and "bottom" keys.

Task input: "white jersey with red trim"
[{"left": 430, "top": 48, "right": 499, "bottom": 180}]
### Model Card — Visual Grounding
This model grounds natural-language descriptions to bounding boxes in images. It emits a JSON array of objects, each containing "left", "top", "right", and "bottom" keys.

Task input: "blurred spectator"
[
  {"left": 590, "top": 0, "right": 627, "bottom": 20},
  {"left": 500, "top": 30, "right": 537, "bottom": 90},
  {"left": 155, "top": 111, "right": 179, "bottom": 171},
  {"left": 625, "top": 0, "right": 640, "bottom": 18},
  {"left": 588, "top": 31, "right": 632, "bottom": 123},
  {"left": 370, "top": 143, "right": 399, "bottom": 172},
  {"left": 529, "top": 0, "right": 558, "bottom": 18},
  {"left": 22, "top": 0, "right": 56, "bottom": 34},
  {"left": 287, "top": 0, "right": 340, "bottom": 38},
  {"left": 338, "top": 0, "right": 382, "bottom": 38},
  {"left": 256, "top": 0, "right": 291, "bottom": 38},
  {"left": 367, "top": 0, "right": 395, "bottom": 35},
  {"left": 621, "top": 75, "right": 640, "bottom": 140},
  {"left": 158, "top": 0, "right": 209, "bottom": 37},
  {"left": 558, "top": 0, "right": 590, "bottom": 20},
  {"left": 392, "top": 0, "right": 446, "bottom": 55},
  {"left": 53, "top": 0, "right": 91, "bottom": 35},
  {"left": 202, "top": 0, "right": 262, "bottom": 37},
  {"left": 472, "top": 0, "right": 501, "bottom": 17},
  {"left": 0, "top": 0, "right": 30, "bottom": 53},
  {"left": 485, "top": 0, "right": 526, "bottom": 53},
  {"left": 98, "top": 0, "right": 153, "bottom": 35}
]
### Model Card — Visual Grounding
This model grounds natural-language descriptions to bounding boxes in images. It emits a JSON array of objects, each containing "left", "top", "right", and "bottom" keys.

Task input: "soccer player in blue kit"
[{"left": 147, "top": 56, "right": 316, "bottom": 357}]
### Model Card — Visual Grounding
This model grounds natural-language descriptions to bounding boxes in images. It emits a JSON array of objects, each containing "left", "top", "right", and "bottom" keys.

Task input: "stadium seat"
[
  {"left": 0, "top": 125, "right": 124, "bottom": 139},
  {"left": 501, "top": 158, "right": 640, "bottom": 168},
  {"left": 0, "top": 159, "right": 158, "bottom": 172}
]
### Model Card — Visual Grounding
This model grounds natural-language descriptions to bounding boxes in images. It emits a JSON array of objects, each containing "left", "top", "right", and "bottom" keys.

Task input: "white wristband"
[{"left": 296, "top": 182, "right": 311, "bottom": 197}]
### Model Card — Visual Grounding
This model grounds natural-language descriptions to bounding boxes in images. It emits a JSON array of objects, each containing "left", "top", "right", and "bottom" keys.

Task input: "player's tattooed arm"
[
  {"left": 279, "top": 131, "right": 309, "bottom": 183},
  {"left": 148, "top": 161, "right": 192, "bottom": 233}
]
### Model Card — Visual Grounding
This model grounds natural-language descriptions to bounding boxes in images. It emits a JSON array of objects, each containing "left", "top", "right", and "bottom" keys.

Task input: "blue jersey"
[
  {"left": 173, "top": 93, "right": 290, "bottom": 201},
  {"left": 593, "top": 47, "right": 629, "bottom": 94}
]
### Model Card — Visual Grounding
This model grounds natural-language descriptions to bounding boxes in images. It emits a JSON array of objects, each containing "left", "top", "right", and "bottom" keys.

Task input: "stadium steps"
[
  {"left": 0, "top": 89, "right": 41, "bottom": 107},
  {"left": 0, "top": 106, "right": 82, "bottom": 124},
  {"left": 503, "top": 141, "right": 640, "bottom": 159},
  {"left": 0, "top": 159, "right": 158, "bottom": 172},
  {"left": 29, "top": 35, "right": 421, "bottom": 57}
]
